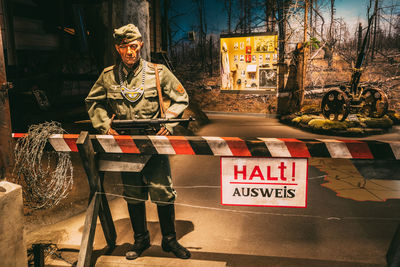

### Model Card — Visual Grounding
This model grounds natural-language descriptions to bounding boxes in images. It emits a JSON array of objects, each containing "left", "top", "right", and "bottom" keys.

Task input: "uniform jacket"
[{"left": 85, "top": 59, "right": 189, "bottom": 134}]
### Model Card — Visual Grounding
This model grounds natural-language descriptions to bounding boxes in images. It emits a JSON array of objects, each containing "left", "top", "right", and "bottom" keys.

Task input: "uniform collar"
[{"left": 121, "top": 58, "right": 143, "bottom": 77}]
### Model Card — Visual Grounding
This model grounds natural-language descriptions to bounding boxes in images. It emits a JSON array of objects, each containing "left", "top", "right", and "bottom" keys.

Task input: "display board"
[{"left": 220, "top": 33, "right": 278, "bottom": 91}]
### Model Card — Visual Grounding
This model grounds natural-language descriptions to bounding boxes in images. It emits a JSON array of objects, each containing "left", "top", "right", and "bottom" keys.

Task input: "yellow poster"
[
  {"left": 254, "top": 36, "right": 277, "bottom": 53},
  {"left": 220, "top": 34, "right": 278, "bottom": 91}
]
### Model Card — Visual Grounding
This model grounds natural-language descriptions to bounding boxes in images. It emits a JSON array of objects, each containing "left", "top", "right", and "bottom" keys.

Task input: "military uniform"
[
  {"left": 85, "top": 58, "right": 188, "bottom": 204},
  {"left": 85, "top": 23, "right": 191, "bottom": 260}
]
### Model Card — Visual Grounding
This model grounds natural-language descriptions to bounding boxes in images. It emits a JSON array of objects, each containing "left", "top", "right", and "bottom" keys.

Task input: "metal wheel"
[
  {"left": 361, "top": 88, "right": 388, "bottom": 118},
  {"left": 321, "top": 89, "right": 350, "bottom": 121}
]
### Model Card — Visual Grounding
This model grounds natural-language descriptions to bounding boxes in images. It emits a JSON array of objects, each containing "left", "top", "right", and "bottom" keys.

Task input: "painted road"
[
  {"left": 164, "top": 114, "right": 400, "bottom": 266},
  {"left": 26, "top": 113, "right": 400, "bottom": 266}
]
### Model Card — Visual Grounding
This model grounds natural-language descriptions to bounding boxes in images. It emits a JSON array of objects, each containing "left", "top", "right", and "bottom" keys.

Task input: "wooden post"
[
  {"left": 107, "top": 0, "right": 113, "bottom": 66},
  {"left": 0, "top": 21, "right": 13, "bottom": 179},
  {"left": 357, "top": 23, "right": 362, "bottom": 53},
  {"left": 299, "top": 0, "right": 309, "bottom": 109},
  {"left": 296, "top": 43, "right": 307, "bottom": 112},
  {"left": 209, "top": 35, "right": 213, "bottom": 76},
  {"left": 276, "top": 0, "right": 289, "bottom": 115},
  {"left": 76, "top": 190, "right": 101, "bottom": 267},
  {"left": 2, "top": 0, "right": 17, "bottom": 65},
  {"left": 276, "top": 0, "right": 308, "bottom": 115},
  {"left": 76, "top": 131, "right": 116, "bottom": 267}
]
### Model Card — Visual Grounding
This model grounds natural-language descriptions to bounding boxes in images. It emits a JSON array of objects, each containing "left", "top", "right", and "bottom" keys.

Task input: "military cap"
[{"left": 113, "top": 24, "right": 142, "bottom": 44}]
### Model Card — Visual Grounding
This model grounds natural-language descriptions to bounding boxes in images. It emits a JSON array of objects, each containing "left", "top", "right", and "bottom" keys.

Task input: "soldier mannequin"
[{"left": 85, "top": 24, "right": 191, "bottom": 260}]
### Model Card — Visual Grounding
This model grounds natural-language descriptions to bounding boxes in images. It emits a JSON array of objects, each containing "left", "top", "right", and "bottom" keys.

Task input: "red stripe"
[
  {"left": 222, "top": 137, "right": 251, "bottom": 156},
  {"left": 167, "top": 136, "right": 195, "bottom": 155},
  {"left": 63, "top": 134, "right": 79, "bottom": 152},
  {"left": 339, "top": 140, "right": 373, "bottom": 159},
  {"left": 114, "top": 136, "right": 140, "bottom": 153},
  {"left": 230, "top": 182, "right": 298, "bottom": 185},
  {"left": 12, "top": 133, "right": 27, "bottom": 138},
  {"left": 279, "top": 138, "right": 310, "bottom": 158}
]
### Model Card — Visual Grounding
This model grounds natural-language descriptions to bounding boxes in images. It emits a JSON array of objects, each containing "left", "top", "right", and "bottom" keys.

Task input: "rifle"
[{"left": 75, "top": 117, "right": 195, "bottom": 132}]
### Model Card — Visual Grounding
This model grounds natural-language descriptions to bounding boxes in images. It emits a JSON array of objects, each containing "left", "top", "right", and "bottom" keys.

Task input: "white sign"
[{"left": 221, "top": 157, "right": 308, "bottom": 208}]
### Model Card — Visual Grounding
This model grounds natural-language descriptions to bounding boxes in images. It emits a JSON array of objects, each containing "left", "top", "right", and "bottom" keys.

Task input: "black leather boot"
[
  {"left": 126, "top": 203, "right": 151, "bottom": 260},
  {"left": 157, "top": 204, "right": 191, "bottom": 259}
]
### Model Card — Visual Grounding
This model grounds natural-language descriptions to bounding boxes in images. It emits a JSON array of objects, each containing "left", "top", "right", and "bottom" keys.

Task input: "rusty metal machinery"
[
  {"left": 321, "top": 83, "right": 388, "bottom": 121},
  {"left": 320, "top": 2, "right": 388, "bottom": 122},
  {"left": 321, "top": 88, "right": 350, "bottom": 121}
]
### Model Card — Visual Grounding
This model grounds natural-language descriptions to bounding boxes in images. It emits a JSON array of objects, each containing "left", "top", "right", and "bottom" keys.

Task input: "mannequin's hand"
[
  {"left": 156, "top": 127, "right": 170, "bottom": 136},
  {"left": 107, "top": 128, "right": 119, "bottom": 135}
]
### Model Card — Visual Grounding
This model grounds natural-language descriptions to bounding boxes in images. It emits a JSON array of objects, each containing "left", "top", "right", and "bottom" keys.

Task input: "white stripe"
[
  {"left": 202, "top": 136, "right": 233, "bottom": 156},
  {"left": 99, "top": 161, "right": 147, "bottom": 172},
  {"left": 386, "top": 141, "right": 400, "bottom": 160},
  {"left": 318, "top": 139, "right": 352, "bottom": 158},
  {"left": 96, "top": 135, "right": 122, "bottom": 153},
  {"left": 48, "top": 134, "right": 71, "bottom": 152},
  {"left": 148, "top": 136, "right": 176, "bottom": 155},
  {"left": 258, "top": 138, "right": 291, "bottom": 157}
]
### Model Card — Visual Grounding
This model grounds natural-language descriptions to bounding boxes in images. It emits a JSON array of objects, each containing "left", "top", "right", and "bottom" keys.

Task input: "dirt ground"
[{"left": 175, "top": 53, "right": 400, "bottom": 115}]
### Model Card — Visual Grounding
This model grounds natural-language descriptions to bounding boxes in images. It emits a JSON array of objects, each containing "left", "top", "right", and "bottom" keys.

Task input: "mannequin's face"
[{"left": 115, "top": 39, "right": 143, "bottom": 67}]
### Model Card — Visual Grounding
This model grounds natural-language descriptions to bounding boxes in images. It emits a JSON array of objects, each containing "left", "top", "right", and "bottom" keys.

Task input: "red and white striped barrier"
[{"left": 12, "top": 133, "right": 400, "bottom": 160}]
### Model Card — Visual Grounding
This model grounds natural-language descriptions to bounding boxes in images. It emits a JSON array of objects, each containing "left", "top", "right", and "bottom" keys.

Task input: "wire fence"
[{"left": 12, "top": 121, "right": 73, "bottom": 209}]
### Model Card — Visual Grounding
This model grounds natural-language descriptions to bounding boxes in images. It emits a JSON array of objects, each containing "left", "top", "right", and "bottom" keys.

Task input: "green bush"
[
  {"left": 308, "top": 119, "right": 348, "bottom": 131},
  {"left": 308, "top": 119, "right": 326, "bottom": 130},
  {"left": 300, "top": 115, "right": 316, "bottom": 124},
  {"left": 344, "top": 120, "right": 361, "bottom": 128},
  {"left": 363, "top": 116, "right": 393, "bottom": 128},
  {"left": 292, "top": 116, "right": 302, "bottom": 124},
  {"left": 292, "top": 115, "right": 323, "bottom": 125}
]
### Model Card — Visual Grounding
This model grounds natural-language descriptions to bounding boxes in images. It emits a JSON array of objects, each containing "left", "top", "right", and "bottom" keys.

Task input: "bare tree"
[
  {"left": 234, "top": 0, "right": 253, "bottom": 33},
  {"left": 309, "top": 0, "right": 313, "bottom": 36},
  {"left": 194, "top": 0, "right": 207, "bottom": 69},
  {"left": 224, "top": 0, "right": 232, "bottom": 33},
  {"left": 265, "top": 0, "right": 277, "bottom": 32},
  {"left": 240, "top": 0, "right": 245, "bottom": 32},
  {"left": 276, "top": 0, "right": 290, "bottom": 114},
  {"left": 322, "top": 0, "right": 336, "bottom": 67},
  {"left": 246, "top": 0, "right": 252, "bottom": 33},
  {"left": 370, "top": 0, "right": 379, "bottom": 61}
]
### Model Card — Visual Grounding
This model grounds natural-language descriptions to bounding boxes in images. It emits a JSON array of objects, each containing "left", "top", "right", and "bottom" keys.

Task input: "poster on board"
[
  {"left": 259, "top": 69, "right": 277, "bottom": 88},
  {"left": 220, "top": 33, "right": 278, "bottom": 91}
]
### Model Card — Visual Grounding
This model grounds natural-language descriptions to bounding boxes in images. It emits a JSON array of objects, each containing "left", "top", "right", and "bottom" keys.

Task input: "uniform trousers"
[{"left": 121, "top": 154, "right": 176, "bottom": 205}]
